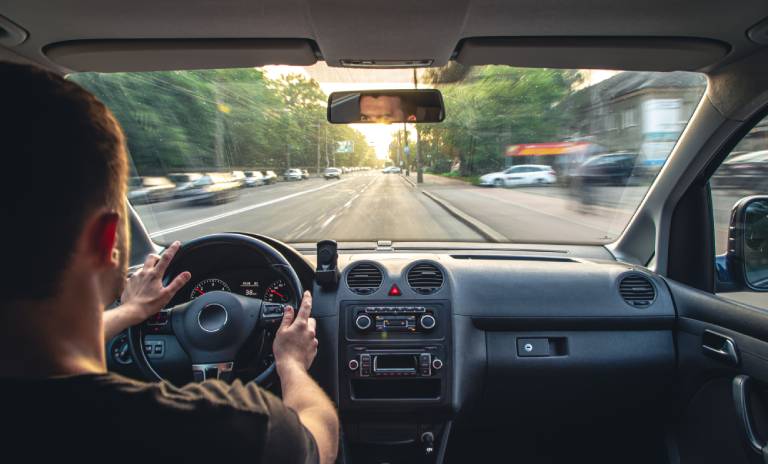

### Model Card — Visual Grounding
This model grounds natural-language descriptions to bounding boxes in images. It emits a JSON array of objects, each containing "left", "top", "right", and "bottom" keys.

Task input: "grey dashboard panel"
[
  {"left": 447, "top": 257, "right": 675, "bottom": 322},
  {"left": 323, "top": 253, "right": 675, "bottom": 324}
]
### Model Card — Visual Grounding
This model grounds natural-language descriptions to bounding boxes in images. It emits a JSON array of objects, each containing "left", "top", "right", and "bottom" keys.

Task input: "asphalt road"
[
  {"left": 137, "top": 173, "right": 483, "bottom": 244},
  {"left": 136, "top": 172, "right": 752, "bottom": 250}
]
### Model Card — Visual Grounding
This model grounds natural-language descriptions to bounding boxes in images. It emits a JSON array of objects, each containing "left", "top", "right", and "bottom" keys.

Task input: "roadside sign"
[{"left": 336, "top": 141, "right": 354, "bottom": 153}]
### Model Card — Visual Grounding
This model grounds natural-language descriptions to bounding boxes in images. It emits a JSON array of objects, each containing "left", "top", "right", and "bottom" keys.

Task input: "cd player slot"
[{"left": 373, "top": 354, "right": 418, "bottom": 373}]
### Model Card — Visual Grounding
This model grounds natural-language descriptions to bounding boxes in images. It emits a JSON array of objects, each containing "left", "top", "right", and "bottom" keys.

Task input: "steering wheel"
[{"left": 128, "top": 233, "right": 303, "bottom": 384}]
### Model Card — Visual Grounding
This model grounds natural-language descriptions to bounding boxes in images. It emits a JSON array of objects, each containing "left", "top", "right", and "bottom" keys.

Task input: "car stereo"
[
  {"left": 350, "top": 305, "right": 438, "bottom": 334},
  {"left": 347, "top": 349, "right": 444, "bottom": 378}
]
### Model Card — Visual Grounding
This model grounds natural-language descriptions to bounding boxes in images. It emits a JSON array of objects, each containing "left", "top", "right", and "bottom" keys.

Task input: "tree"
[
  {"left": 70, "top": 68, "right": 378, "bottom": 175},
  {"left": 417, "top": 66, "right": 581, "bottom": 175}
]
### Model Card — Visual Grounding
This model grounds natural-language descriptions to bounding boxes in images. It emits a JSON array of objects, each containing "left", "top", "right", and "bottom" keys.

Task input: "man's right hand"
[{"left": 273, "top": 291, "right": 318, "bottom": 374}]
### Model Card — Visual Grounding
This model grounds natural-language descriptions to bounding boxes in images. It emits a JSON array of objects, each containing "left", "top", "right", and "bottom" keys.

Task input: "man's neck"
[{"left": 0, "top": 279, "right": 107, "bottom": 379}]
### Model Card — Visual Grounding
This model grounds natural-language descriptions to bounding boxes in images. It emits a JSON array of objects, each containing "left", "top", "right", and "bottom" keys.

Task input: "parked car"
[
  {"left": 382, "top": 166, "right": 401, "bottom": 174},
  {"left": 127, "top": 176, "right": 176, "bottom": 204},
  {"left": 711, "top": 150, "right": 768, "bottom": 191},
  {"left": 243, "top": 170, "right": 266, "bottom": 187},
  {"left": 183, "top": 173, "right": 241, "bottom": 205},
  {"left": 324, "top": 167, "right": 342, "bottom": 179},
  {"left": 479, "top": 164, "right": 557, "bottom": 187},
  {"left": 168, "top": 172, "right": 203, "bottom": 198},
  {"left": 575, "top": 152, "right": 639, "bottom": 186},
  {"left": 283, "top": 168, "right": 304, "bottom": 181},
  {"left": 261, "top": 170, "right": 278, "bottom": 184},
  {"left": 231, "top": 170, "right": 247, "bottom": 188},
  {"left": 301, "top": 169, "right": 310, "bottom": 179}
]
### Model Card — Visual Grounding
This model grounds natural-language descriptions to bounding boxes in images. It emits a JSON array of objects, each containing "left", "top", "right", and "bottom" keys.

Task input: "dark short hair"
[{"left": 0, "top": 61, "right": 128, "bottom": 301}]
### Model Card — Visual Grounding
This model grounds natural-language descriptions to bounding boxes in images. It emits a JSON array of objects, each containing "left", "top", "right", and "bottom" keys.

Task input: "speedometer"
[
  {"left": 264, "top": 279, "right": 291, "bottom": 303},
  {"left": 190, "top": 278, "right": 230, "bottom": 300}
]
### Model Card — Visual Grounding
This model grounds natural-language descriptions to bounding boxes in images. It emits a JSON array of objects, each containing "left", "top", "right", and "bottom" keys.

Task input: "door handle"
[
  {"left": 733, "top": 375, "right": 768, "bottom": 463},
  {"left": 702, "top": 329, "right": 740, "bottom": 366}
]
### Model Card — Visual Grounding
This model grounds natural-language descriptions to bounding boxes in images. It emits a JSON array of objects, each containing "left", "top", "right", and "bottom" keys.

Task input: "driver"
[{"left": 0, "top": 62, "right": 338, "bottom": 463}]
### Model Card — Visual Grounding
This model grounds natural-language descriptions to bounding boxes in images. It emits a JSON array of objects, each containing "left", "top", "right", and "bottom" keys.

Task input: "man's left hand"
[{"left": 104, "top": 241, "right": 191, "bottom": 340}]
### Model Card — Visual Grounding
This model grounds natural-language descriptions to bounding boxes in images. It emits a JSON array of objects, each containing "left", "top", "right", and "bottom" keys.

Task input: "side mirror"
[{"left": 718, "top": 196, "right": 768, "bottom": 291}]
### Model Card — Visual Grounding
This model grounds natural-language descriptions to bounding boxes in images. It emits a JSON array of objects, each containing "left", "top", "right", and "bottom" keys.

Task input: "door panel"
[{"left": 668, "top": 278, "right": 768, "bottom": 464}]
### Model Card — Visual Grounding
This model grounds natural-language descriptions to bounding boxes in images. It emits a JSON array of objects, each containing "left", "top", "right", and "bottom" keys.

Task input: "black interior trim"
[{"left": 471, "top": 315, "right": 675, "bottom": 331}]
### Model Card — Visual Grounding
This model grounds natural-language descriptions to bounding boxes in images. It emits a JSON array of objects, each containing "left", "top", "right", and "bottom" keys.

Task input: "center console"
[{"left": 339, "top": 301, "right": 452, "bottom": 463}]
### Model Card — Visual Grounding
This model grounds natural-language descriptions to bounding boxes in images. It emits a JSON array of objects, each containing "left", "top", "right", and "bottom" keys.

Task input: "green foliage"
[
  {"left": 416, "top": 66, "right": 581, "bottom": 176},
  {"left": 70, "top": 69, "right": 376, "bottom": 175}
]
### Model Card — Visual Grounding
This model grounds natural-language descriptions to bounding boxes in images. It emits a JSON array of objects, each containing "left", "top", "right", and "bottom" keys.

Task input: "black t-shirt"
[{"left": 0, "top": 372, "right": 318, "bottom": 463}]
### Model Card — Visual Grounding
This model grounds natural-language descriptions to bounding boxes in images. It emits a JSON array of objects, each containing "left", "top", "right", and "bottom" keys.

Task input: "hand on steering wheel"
[{"left": 128, "top": 233, "right": 303, "bottom": 385}]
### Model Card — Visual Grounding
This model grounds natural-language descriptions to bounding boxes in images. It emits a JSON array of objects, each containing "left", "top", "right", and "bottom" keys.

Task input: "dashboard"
[{"left": 106, "top": 239, "right": 678, "bottom": 463}]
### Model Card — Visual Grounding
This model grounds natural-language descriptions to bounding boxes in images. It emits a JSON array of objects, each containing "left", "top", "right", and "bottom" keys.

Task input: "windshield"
[{"left": 70, "top": 63, "right": 706, "bottom": 245}]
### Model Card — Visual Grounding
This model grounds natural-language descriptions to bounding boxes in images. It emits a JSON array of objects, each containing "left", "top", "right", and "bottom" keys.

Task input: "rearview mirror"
[
  {"left": 327, "top": 89, "right": 445, "bottom": 124},
  {"left": 721, "top": 196, "right": 768, "bottom": 291}
]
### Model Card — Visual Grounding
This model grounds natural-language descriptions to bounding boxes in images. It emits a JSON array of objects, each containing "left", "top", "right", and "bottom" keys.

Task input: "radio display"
[{"left": 373, "top": 354, "right": 418, "bottom": 372}]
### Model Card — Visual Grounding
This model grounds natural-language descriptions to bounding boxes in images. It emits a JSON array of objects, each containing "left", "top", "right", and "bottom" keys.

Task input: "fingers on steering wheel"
[
  {"left": 165, "top": 271, "right": 192, "bottom": 296},
  {"left": 279, "top": 306, "right": 295, "bottom": 329},
  {"left": 298, "top": 292, "right": 312, "bottom": 320},
  {"left": 156, "top": 241, "right": 182, "bottom": 274},
  {"left": 143, "top": 253, "right": 160, "bottom": 269}
]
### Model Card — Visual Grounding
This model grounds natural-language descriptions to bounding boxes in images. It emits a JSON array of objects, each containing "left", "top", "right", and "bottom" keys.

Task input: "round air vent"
[
  {"left": 346, "top": 263, "right": 383, "bottom": 295},
  {"left": 407, "top": 262, "right": 444, "bottom": 295},
  {"left": 619, "top": 274, "right": 656, "bottom": 307}
]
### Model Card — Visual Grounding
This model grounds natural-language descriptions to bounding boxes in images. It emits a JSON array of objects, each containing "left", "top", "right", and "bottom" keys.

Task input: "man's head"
[
  {"left": 0, "top": 62, "right": 129, "bottom": 309},
  {"left": 359, "top": 95, "right": 406, "bottom": 123}
]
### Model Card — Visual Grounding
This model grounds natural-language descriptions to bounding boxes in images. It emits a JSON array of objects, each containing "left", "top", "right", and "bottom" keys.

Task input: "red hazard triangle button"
[{"left": 388, "top": 284, "right": 402, "bottom": 296}]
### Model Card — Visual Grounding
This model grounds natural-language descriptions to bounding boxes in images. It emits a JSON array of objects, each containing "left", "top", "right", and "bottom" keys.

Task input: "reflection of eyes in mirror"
[{"left": 359, "top": 95, "right": 416, "bottom": 123}]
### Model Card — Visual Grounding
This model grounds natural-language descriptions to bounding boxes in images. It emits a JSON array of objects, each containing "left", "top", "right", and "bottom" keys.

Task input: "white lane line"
[
  {"left": 149, "top": 178, "right": 351, "bottom": 237},
  {"left": 320, "top": 214, "right": 336, "bottom": 229}
]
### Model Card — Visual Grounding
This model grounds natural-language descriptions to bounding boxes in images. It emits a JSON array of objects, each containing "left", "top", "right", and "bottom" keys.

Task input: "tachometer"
[
  {"left": 190, "top": 278, "right": 230, "bottom": 300},
  {"left": 264, "top": 279, "right": 291, "bottom": 303}
]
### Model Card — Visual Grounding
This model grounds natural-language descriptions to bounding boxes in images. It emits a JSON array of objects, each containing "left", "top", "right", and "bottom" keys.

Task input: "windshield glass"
[{"left": 70, "top": 64, "right": 706, "bottom": 245}]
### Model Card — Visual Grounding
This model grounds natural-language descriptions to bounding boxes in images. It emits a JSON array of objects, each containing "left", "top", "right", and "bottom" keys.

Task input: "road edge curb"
[{"left": 420, "top": 190, "right": 507, "bottom": 243}]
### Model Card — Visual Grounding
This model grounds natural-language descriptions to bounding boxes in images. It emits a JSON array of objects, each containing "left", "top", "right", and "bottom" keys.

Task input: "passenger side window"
[{"left": 712, "top": 115, "right": 768, "bottom": 308}]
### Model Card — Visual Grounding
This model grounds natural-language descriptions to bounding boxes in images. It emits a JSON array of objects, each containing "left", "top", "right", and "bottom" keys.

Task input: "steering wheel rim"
[{"left": 128, "top": 233, "right": 303, "bottom": 385}]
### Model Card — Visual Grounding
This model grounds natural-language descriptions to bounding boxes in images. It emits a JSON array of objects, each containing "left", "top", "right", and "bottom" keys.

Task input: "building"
[{"left": 558, "top": 71, "right": 706, "bottom": 170}]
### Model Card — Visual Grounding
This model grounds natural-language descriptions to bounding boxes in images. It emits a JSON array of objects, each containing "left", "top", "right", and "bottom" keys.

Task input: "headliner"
[{"left": 0, "top": 0, "right": 767, "bottom": 73}]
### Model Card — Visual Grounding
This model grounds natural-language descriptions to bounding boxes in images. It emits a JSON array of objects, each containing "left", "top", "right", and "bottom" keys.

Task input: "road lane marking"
[
  {"left": 149, "top": 178, "right": 352, "bottom": 237},
  {"left": 320, "top": 214, "right": 336, "bottom": 229}
]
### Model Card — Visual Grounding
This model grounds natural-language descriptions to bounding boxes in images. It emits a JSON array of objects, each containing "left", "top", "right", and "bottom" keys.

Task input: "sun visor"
[
  {"left": 455, "top": 37, "right": 730, "bottom": 71},
  {"left": 44, "top": 39, "right": 318, "bottom": 72}
]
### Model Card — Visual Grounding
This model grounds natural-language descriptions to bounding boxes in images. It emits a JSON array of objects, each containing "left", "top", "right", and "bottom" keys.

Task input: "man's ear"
[{"left": 86, "top": 211, "right": 120, "bottom": 268}]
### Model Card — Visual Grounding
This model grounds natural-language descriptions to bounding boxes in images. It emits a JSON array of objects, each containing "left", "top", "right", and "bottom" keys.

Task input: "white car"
[
  {"left": 479, "top": 165, "right": 556, "bottom": 187},
  {"left": 382, "top": 166, "right": 402, "bottom": 174},
  {"left": 243, "top": 170, "right": 265, "bottom": 187},
  {"left": 283, "top": 168, "right": 304, "bottom": 181}
]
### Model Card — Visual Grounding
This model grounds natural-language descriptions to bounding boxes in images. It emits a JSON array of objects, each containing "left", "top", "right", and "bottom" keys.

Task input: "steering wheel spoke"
[{"left": 192, "top": 361, "right": 235, "bottom": 382}]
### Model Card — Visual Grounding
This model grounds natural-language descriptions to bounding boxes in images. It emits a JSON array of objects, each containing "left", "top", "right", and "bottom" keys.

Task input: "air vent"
[
  {"left": 619, "top": 274, "right": 656, "bottom": 307},
  {"left": 407, "top": 263, "right": 444, "bottom": 295},
  {"left": 346, "top": 263, "right": 383, "bottom": 295}
]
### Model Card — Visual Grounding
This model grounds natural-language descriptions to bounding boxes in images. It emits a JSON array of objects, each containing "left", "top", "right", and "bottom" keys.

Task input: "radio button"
[
  {"left": 348, "top": 359, "right": 360, "bottom": 371},
  {"left": 432, "top": 358, "right": 443, "bottom": 370},
  {"left": 419, "top": 314, "right": 437, "bottom": 330},
  {"left": 355, "top": 314, "right": 373, "bottom": 331},
  {"left": 360, "top": 354, "right": 371, "bottom": 376}
]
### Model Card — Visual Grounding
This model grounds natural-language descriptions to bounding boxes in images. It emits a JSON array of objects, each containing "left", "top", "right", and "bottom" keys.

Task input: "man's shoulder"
[{"left": 101, "top": 372, "right": 276, "bottom": 417}]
